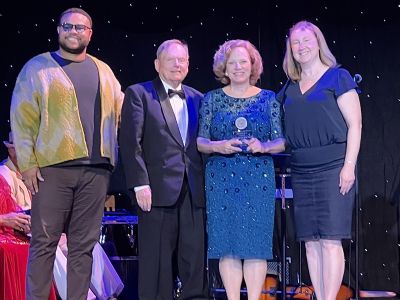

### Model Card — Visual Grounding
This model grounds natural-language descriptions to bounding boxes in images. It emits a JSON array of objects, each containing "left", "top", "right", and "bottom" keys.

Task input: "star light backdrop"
[{"left": 1, "top": 0, "right": 399, "bottom": 295}]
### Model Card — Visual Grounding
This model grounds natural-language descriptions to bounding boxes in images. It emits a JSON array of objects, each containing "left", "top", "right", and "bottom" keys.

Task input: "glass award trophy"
[{"left": 233, "top": 115, "right": 253, "bottom": 152}]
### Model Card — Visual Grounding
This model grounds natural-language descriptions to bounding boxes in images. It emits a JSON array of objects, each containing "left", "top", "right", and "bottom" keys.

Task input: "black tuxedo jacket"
[{"left": 120, "top": 77, "right": 205, "bottom": 207}]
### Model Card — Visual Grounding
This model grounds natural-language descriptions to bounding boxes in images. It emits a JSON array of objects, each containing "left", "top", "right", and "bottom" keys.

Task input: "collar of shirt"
[{"left": 160, "top": 78, "right": 183, "bottom": 97}]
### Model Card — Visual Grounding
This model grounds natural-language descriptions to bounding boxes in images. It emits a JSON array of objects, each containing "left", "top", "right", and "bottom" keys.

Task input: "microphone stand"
[
  {"left": 279, "top": 173, "right": 290, "bottom": 299},
  {"left": 354, "top": 163, "right": 359, "bottom": 299}
]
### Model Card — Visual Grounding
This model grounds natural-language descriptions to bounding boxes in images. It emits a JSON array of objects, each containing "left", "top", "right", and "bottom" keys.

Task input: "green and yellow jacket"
[{"left": 10, "top": 52, "right": 124, "bottom": 172}]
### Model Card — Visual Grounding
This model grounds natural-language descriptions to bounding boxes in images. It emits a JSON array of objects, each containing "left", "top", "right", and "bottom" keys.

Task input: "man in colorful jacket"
[{"left": 10, "top": 7, "right": 124, "bottom": 299}]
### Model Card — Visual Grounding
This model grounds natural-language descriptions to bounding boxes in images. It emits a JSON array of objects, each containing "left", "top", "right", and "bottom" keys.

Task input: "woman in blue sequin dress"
[{"left": 197, "top": 40, "right": 285, "bottom": 300}]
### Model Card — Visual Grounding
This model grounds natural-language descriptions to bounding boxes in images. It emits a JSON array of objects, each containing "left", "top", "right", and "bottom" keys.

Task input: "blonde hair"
[
  {"left": 283, "top": 20, "right": 337, "bottom": 81},
  {"left": 213, "top": 39, "right": 263, "bottom": 85}
]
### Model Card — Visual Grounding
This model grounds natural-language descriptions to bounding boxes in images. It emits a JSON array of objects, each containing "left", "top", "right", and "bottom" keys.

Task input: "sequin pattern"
[{"left": 198, "top": 88, "right": 283, "bottom": 259}]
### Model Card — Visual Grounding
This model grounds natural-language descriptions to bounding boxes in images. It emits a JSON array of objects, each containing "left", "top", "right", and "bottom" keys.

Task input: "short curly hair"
[
  {"left": 213, "top": 39, "right": 263, "bottom": 85},
  {"left": 59, "top": 8, "right": 93, "bottom": 27}
]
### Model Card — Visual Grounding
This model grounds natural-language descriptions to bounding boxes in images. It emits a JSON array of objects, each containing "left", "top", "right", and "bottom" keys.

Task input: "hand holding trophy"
[{"left": 233, "top": 115, "right": 253, "bottom": 152}]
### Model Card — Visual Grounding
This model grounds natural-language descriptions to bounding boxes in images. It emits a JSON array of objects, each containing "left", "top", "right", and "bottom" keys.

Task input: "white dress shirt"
[
  {"left": 161, "top": 80, "right": 188, "bottom": 144},
  {"left": 134, "top": 78, "right": 188, "bottom": 193}
]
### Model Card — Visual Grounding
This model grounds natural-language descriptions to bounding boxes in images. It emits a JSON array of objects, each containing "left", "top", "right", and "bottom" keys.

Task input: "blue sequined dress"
[{"left": 198, "top": 88, "right": 283, "bottom": 259}]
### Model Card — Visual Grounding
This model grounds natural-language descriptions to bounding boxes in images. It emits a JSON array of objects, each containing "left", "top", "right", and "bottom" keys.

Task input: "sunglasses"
[{"left": 59, "top": 23, "right": 91, "bottom": 33}]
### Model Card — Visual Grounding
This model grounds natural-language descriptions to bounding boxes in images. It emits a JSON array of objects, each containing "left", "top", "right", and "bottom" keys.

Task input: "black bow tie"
[{"left": 168, "top": 89, "right": 185, "bottom": 99}]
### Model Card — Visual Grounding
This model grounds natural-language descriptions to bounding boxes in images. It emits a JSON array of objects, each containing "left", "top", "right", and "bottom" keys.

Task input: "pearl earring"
[{"left": 225, "top": 72, "right": 228, "bottom": 76}]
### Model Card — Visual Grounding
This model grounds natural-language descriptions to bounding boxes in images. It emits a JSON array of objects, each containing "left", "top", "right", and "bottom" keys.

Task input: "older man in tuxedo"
[{"left": 120, "top": 39, "right": 207, "bottom": 300}]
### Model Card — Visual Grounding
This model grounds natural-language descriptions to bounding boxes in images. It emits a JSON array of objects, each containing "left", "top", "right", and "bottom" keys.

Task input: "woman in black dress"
[{"left": 278, "top": 21, "right": 362, "bottom": 300}]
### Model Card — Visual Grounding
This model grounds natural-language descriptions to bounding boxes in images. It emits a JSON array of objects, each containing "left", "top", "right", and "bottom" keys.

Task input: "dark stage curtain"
[{"left": 1, "top": 0, "right": 399, "bottom": 295}]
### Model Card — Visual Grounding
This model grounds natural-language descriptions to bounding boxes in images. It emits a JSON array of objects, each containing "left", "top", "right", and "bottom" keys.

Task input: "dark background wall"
[{"left": 1, "top": 0, "right": 399, "bottom": 294}]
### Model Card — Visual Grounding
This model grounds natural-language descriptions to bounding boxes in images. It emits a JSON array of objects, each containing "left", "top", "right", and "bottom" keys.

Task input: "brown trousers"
[{"left": 26, "top": 166, "right": 110, "bottom": 300}]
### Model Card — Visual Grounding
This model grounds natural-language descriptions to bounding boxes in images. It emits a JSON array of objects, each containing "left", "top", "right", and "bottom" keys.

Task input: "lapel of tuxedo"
[
  {"left": 153, "top": 77, "right": 184, "bottom": 147},
  {"left": 182, "top": 85, "right": 197, "bottom": 149}
]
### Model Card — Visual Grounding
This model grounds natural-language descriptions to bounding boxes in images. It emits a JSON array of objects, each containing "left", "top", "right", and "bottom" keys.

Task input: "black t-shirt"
[{"left": 51, "top": 52, "right": 109, "bottom": 167}]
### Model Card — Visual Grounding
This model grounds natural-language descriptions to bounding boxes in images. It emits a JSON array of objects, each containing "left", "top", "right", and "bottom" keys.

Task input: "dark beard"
[{"left": 59, "top": 37, "right": 86, "bottom": 55}]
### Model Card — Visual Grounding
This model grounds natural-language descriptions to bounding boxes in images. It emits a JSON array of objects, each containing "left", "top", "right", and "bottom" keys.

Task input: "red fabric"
[
  {"left": 0, "top": 176, "right": 26, "bottom": 244},
  {"left": 0, "top": 242, "right": 29, "bottom": 300},
  {"left": 0, "top": 176, "right": 56, "bottom": 300},
  {"left": 0, "top": 178, "right": 18, "bottom": 214},
  {"left": 0, "top": 243, "right": 57, "bottom": 300}
]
